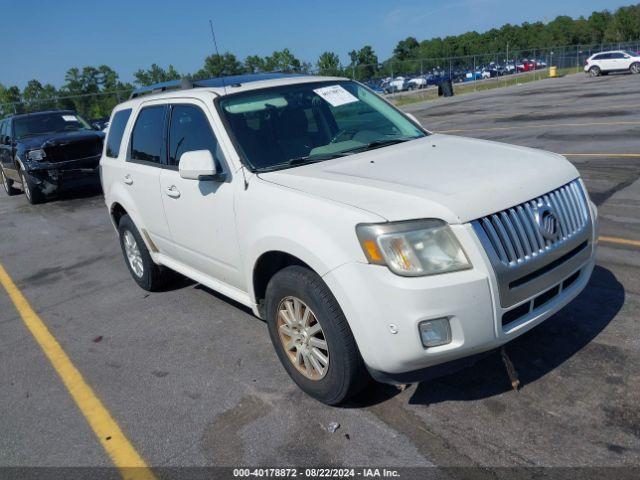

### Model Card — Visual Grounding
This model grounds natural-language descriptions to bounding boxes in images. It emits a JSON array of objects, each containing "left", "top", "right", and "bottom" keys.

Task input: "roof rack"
[{"left": 129, "top": 73, "right": 308, "bottom": 99}]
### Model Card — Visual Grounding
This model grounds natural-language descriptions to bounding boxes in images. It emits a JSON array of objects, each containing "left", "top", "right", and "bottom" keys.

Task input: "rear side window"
[
  {"left": 594, "top": 53, "right": 610, "bottom": 60},
  {"left": 168, "top": 105, "right": 221, "bottom": 168},
  {"left": 130, "top": 106, "right": 167, "bottom": 165},
  {"left": 105, "top": 109, "right": 132, "bottom": 158}
]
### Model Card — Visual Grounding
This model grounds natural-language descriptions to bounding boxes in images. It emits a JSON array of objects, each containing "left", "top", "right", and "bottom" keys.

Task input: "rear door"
[
  {"left": 0, "top": 119, "right": 18, "bottom": 180},
  {"left": 597, "top": 53, "right": 614, "bottom": 71},
  {"left": 124, "top": 104, "right": 174, "bottom": 254},
  {"left": 159, "top": 101, "right": 243, "bottom": 288}
]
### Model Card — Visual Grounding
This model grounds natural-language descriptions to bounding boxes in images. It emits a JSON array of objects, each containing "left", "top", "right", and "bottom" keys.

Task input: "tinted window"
[
  {"left": 130, "top": 106, "right": 166, "bottom": 164},
  {"left": 610, "top": 52, "right": 625, "bottom": 59},
  {"left": 218, "top": 81, "right": 425, "bottom": 171},
  {"left": 13, "top": 112, "right": 92, "bottom": 139},
  {"left": 106, "top": 109, "right": 132, "bottom": 158},
  {"left": 168, "top": 105, "right": 220, "bottom": 167}
]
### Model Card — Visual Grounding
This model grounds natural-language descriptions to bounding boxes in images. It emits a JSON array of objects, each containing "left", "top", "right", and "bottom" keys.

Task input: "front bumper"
[
  {"left": 323, "top": 207, "right": 598, "bottom": 378},
  {"left": 25, "top": 156, "right": 100, "bottom": 194}
]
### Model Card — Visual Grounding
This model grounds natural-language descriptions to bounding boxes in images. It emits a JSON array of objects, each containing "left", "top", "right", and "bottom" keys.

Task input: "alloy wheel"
[
  {"left": 21, "top": 173, "right": 31, "bottom": 200},
  {"left": 123, "top": 230, "right": 144, "bottom": 278},
  {"left": 631, "top": 64, "right": 640, "bottom": 74},
  {"left": 276, "top": 296, "right": 329, "bottom": 380},
  {"left": 1, "top": 170, "right": 8, "bottom": 193}
]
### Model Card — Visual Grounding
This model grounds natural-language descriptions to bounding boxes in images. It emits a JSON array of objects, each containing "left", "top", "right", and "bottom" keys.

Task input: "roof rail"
[
  {"left": 129, "top": 78, "right": 193, "bottom": 99},
  {"left": 129, "top": 73, "right": 308, "bottom": 100}
]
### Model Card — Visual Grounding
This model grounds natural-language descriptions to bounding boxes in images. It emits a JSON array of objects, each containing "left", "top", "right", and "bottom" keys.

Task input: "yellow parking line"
[
  {"left": 599, "top": 236, "right": 640, "bottom": 248},
  {"left": 562, "top": 153, "right": 640, "bottom": 158},
  {"left": 0, "top": 263, "right": 156, "bottom": 480},
  {"left": 436, "top": 120, "right": 640, "bottom": 133}
]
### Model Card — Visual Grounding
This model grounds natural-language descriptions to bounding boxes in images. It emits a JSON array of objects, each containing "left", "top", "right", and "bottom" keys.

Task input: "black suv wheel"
[
  {"left": 265, "top": 265, "right": 370, "bottom": 405},
  {"left": 1, "top": 168, "right": 20, "bottom": 196},
  {"left": 20, "top": 170, "right": 45, "bottom": 204}
]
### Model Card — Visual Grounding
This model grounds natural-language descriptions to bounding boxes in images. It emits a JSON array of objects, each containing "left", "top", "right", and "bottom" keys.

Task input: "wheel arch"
[{"left": 252, "top": 250, "right": 317, "bottom": 319}]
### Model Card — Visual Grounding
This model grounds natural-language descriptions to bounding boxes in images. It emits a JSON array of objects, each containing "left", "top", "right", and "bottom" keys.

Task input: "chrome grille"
[{"left": 476, "top": 180, "right": 589, "bottom": 267}]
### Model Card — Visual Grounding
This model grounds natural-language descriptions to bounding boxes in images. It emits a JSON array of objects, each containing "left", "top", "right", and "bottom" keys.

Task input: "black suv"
[{"left": 0, "top": 110, "right": 105, "bottom": 204}]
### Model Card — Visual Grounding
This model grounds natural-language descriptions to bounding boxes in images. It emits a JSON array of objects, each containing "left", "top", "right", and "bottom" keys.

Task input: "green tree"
[
  {"left": 393, "top": 37, "right": 419, "bottom": 60},
  {"left": 348, "top": 45, "right": 379, "bottom": 80},
  {"left": 195, "top": 53, "right": 244, "bottom": 79},
  {"left": 244, "top": 55, "right": 266, "bottom": 73},
  {"left": 22, "top": 80, "right": 58, "bottom": 112},
  {"left": 0, "top": 84, "right": 23, "bottom": 116},
  {"left": 316, "top": 52, "right": 342, "bottom": 76},
  {"left": 133, "top": 64, "right": 181, "bottom": 86},
  {"left": 264, "top": 49, "right": 305, "bottom": 72}
]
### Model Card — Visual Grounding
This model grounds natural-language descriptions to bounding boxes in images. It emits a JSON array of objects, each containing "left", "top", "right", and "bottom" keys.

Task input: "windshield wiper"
[
  {"left": 258, "top": 152, "right": 353, "bottom": 172},
  {"left": 341, "top": 136, "right": 417, "bottom": 154}
]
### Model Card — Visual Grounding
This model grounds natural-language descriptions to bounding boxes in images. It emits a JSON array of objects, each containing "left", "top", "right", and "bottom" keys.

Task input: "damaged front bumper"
[{"left": 24, "top": 156, "right": 101, "bottom": 194}]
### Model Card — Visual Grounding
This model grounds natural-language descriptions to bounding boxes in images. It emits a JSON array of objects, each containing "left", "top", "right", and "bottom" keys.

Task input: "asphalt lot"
[{"left": 1, "top": 72, "right": 639, "bottom": 474}]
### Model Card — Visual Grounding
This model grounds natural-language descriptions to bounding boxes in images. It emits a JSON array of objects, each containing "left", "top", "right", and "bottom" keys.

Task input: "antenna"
[{"left": 209, "top": 20, "right": 228, "bottom": 94}]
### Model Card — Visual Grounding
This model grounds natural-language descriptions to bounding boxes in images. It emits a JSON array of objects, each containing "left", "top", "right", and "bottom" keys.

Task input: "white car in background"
[
  {"left": 100, "top": 74, "right": 598, "bottom": 404},
  {"left": 584, "top": 50, "right": 640, "bottom": 76}
]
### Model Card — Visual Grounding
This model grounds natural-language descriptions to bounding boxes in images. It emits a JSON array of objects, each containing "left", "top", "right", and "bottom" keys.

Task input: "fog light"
[{"left": 419, "top": 318, "right": 451, "bottom": 348}]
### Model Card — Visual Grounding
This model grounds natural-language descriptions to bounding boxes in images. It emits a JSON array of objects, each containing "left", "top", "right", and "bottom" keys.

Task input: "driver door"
[{"left": 159, "top": 101, "right": 243, "bottom": 289}]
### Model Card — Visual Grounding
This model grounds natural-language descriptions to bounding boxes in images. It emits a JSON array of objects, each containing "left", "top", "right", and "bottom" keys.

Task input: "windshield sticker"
[
  {"left": 313, "top": 85, "right": 359, "bottom": 107},
  {"left": 62, "top": 115, "right": 78, "bottom": 122}
]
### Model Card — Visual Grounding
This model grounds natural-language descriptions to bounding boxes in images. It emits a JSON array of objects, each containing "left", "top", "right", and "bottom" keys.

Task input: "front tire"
[
  {"left": 118, "top": 214, "right": 172, "bottom": 291},
  {"left": 630, "top": 62, "right": 640, "bottom": 74},
  {"left": 1, "top": 168, "right": 20, "bottom": 196},
  {"left": 20, "top": 170, "right": 45, "bottom": 204},
  {"left": 589, "top": 66, "right": 601, "bottom": 77},
  {"left": 265, "top": 265, "right": 369, "bottom": 405}
]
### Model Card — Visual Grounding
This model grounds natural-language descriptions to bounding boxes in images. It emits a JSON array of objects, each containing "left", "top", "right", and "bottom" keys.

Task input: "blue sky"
[{"left": 1, "top": 0, "right": 628, "bottom": 88}]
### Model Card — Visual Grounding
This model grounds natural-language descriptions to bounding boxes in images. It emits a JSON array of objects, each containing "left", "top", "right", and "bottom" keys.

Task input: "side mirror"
[
  {"left": 178, "top": 150, "right": 224, "bottom": 181},
  {"left": 405, "top": 113, "right": 421, "bottom": 125}
]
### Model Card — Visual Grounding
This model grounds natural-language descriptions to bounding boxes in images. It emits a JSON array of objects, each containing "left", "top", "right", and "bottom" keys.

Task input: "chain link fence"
[{"left": 2, "top": 40, "right": 640, "bottom": 118}]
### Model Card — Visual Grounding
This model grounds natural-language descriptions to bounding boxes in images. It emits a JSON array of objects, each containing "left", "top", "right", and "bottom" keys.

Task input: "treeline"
[{"left": 1, "top": 3, "right": 639, "bottom": 119}]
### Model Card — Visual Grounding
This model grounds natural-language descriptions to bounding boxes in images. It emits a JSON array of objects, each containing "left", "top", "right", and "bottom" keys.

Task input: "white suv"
[
  {"left": 100, "top": 74, "right": 598, "bottom": 404},
  {"left": 584, "top": 50, "right": 640, "bottom": 76}
]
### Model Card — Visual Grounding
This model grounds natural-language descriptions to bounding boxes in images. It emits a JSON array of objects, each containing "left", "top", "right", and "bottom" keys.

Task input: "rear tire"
[
  {"left": 630, "top": 62, "right": 640, "bottom": 74},
  {"left": 20, "top": 170, "right": 45, "bottom": 204},
  {"left": 589, "top": 66, "right": 601, "bottom": 77},
  {"left": 1, "top": 168, "right": 20, "bottom": 196},
  {"left": 118, "top": 214, "right": 172, "bottom": 291},
  {"left": 265, "top": 265, "right": 370, "bottom": 405}
]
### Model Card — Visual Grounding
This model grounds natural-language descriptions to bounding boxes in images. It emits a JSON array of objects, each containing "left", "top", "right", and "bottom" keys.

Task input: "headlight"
[
  {"left": 26, "top": 149, "right": 46, "bottom": 161},
  {"left": 356, "top": 219, "right": 471, "bottom": 276}
]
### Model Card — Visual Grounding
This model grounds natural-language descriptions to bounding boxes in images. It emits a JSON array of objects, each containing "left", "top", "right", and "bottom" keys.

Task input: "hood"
[
  {"left": 18, "top": 130, "right": 105, "bottom": 151},
  {"left": 258, "top": 134, "right": 579, "bottom": 224}
]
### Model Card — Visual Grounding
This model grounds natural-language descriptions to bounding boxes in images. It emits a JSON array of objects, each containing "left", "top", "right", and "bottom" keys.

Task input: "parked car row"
[{"left": 375, "top": 58, "right": 549, "bottom": 93}]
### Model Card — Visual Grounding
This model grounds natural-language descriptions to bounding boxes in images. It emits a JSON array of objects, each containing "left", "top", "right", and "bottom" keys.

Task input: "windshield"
[
  {"left": 218, "top": 80, "right": 426, "bottom": 172},
  {"left": 14, "top": 112, "right": 92, "bottom": 139},
  {"left": 625, "top": 50, "right": 638, "bottom": 57}
]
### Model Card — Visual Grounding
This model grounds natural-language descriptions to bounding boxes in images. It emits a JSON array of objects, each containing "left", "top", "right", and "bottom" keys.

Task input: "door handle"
[
  {"left": 165, "top": 185, "right": 181, "bottom": 198},
  {"left": 123, "top": 174, "right": 133, "bottom": 185}
]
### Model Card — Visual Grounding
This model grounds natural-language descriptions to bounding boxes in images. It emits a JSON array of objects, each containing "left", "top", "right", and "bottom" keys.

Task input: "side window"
[
  {"left": 168, "top": 105, "right": 221, "bottom": 168},
  {"left": 105, "top": 109, "right": 132, "bottom": 158},
  {"left": 130, "top": 106, "right": 167, "bottom": 165},
  {"left": 610, "top": 53, "right": 625, "bottom": 59}
]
